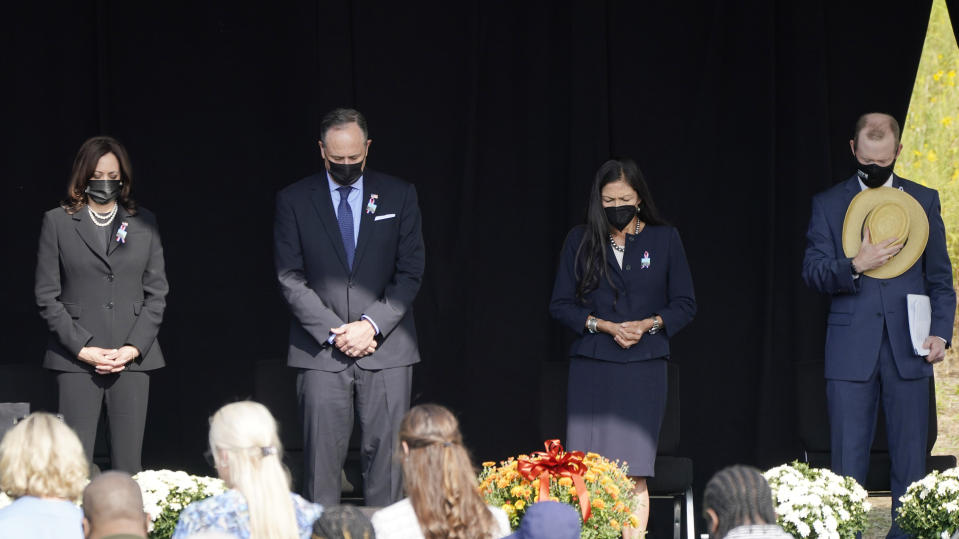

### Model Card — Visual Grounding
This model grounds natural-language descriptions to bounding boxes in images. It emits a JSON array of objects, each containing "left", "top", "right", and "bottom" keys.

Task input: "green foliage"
[
  {"left": 896, "top": 468, "right": 959, "bottom": 538},
  {"left": 898, "top": 0, "right": 959, "bottom": 346}
]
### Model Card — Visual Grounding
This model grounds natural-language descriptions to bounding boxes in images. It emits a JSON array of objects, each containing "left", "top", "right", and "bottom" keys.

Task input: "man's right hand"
[
  {"left": 853, "top": 228, "right": 902, "bottom": 273},
  {"left": 78, "top": 347, "right": 119, "bottom": 371}
]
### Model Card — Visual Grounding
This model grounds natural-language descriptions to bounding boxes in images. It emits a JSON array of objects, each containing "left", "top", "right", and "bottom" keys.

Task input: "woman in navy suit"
[
  {"left": 35, "top": 136, "right": 168, "bottom": 473},
  {"left": 549, "top": 158, "right": 695, "bottom": 538}
]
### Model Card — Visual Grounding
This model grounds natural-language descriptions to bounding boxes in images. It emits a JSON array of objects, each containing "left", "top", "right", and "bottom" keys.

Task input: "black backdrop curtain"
[{"left": 0, "top": 0, "right": 937, "bottom": 505}]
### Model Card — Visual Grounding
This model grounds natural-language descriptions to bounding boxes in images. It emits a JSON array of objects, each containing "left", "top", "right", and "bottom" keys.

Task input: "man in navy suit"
[
  {"left": 802, "top": 112, "right": 955, "bottom": 538},
  {"left": 274, "top": 108, "right": 425, "bottom": 506}
]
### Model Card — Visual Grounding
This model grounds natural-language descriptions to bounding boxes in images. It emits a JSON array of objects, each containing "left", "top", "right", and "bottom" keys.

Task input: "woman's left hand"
[
  {"left": 617, "top": 320, "right": 654, "bottom": 348},
  {"left": 96, "top": 345, "right": 140, "bottom": 374}
]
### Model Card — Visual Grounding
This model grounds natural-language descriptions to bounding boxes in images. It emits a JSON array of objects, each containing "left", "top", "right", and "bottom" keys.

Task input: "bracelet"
[
  {"left": 648, "top": 316, "right": 662, "bottom": 335},
  {"left": 587, "top": 317, "right": 599, "bottom": 334}
]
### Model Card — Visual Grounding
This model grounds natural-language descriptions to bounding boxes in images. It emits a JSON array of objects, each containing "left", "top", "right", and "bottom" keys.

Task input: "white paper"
[{"left": 907, "top": 294, "right": 932, "bottom": 356}]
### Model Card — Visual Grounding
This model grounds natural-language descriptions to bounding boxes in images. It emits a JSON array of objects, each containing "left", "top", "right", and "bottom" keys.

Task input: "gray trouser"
[
  {"left": 56, "top": 371, "right": 150, "bottom": 474},
  {"left": 298, "top": 364, "right": 411, "bottom": 507}
]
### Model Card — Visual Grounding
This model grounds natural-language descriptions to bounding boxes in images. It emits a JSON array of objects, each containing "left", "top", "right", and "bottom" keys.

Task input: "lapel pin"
[
  {"left": 641, "top": 250, "right": 651, "bottom": 269},
  {"left": 366, "top": 194, "right": 379, "bottom": 214},
  {"left": 116, "top": 222, "right": 129, "bottom": 244}
]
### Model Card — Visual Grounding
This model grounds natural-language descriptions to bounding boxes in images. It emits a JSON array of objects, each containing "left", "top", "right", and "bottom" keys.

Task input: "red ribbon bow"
[{"left": 516, "top": 439, "right": 592, "bottom": 521}]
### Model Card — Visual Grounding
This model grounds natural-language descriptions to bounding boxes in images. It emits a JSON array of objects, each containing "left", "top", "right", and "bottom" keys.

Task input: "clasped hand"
[
  {"left": 600, "top": 319, "right": 654, "bottom": 349},
  {"left": 331, "top": 320, "right": 378, "bottom": 358},
  {"left": 78, "top": 345, "right": 139, "bottom": 374}
]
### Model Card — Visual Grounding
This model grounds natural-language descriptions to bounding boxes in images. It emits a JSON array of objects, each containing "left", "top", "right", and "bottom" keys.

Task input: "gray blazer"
[
  {"left": 274, "top": 170, "right": 425, "bottom": 372},
  {"left": 35, "top": 205, "right": 168, "bottom": 372}
]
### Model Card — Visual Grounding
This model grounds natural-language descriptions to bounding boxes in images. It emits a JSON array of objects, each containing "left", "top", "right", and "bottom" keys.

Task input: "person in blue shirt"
[
  {"left": 550, "top": 158, "right": 696, "bottom": 539},
  {"left": 0, "top": 412, "right": 89, "bottom": 539},
  {"left": 173, "top": 401, "right": 323, "bottom": 539}
]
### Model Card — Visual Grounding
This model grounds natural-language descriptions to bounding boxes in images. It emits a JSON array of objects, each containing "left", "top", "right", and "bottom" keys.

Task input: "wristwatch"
[
  {"left": 648, "top": 316, "right": 662, "bottom": 335},
  {"left": 850, "top": 259, "right": 861, "bottom": 277}
]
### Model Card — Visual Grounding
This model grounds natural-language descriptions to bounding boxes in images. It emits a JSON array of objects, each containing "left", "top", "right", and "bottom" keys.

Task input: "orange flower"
[
  {"left": 482, "top": 461, "right": 496, "bottom": 468},
  {"left": 592, "top": 499, "right": 606, "bottom": 510},
  {"left": 610, "top": 519, "right": 621, "bottom": 530},
  {"left": 613, "top": 501, "right": 626, "bottom": 513}
]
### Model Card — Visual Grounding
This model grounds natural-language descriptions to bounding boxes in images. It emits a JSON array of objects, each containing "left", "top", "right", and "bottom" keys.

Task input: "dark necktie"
[{"left": 337, "top": 186, "right": 355, "bottom": 269}]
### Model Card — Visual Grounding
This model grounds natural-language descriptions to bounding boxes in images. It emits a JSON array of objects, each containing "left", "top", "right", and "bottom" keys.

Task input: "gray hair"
[{"left": 320, "top": 108, "right": 369, "bottom": 143}]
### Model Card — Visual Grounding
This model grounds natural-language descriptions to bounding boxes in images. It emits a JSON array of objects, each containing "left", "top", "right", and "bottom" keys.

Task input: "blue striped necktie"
[{"left": 336, "top": 186, "right": 355, "bottom": 269}]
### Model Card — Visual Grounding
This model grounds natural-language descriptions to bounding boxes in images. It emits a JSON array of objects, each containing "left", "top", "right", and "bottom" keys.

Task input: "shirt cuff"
[
  {"left": 327, "top": 334, "right": 336, "bottom": 345},
  {"left": 361, "top": 315, "right": 380, "bottom": 335},
  {"left": 935, "top": 336, "right": 948, "bottom": 345}
]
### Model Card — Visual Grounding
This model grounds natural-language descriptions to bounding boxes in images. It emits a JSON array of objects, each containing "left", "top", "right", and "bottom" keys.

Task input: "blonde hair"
[
  {"left": 0, "top": 412, "right": 88, "bottom": 500},
  {"left": 399, "top": 404, "right": 498, "bottom": 539},
  {"left": 210, "top": 401, "right": 298, "bottom": 539}
]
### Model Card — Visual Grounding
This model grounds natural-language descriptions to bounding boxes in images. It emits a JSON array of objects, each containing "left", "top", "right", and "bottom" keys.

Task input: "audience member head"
[
  {"left": 702, "top": 465, "right": 778, "bottom": 539},
  {"left": 504, "top": 501, "right": 581, "bottom": 539},
  {"left": 398, "top": 403, "right": 498, "bottom": 539},
  {"left": 208, "top": 401, "right": 297, "bottom": 539},
  {"left": 82, "top": 471, "right": 148, "bottom": 539},
  {"left": 312, "top": 505, "right": 375, "bottom": 539},
  {"left": 0, "top": 412, "right": 88, "bottom": 501}
]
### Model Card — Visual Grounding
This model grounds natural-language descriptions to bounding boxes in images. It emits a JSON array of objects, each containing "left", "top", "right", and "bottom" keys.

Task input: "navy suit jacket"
[
  {"left": 274, "top": 169, "right": 425, "bottom": 372},
  {"left": 802, "top": 175, "right": 956, "bottom": 381},
  {"left": 550, "top": 224, "right": 696, "bottom": 362}
]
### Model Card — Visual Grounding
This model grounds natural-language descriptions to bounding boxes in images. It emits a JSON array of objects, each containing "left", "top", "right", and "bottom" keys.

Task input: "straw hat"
[{"left": 842, "top": 186, "right": 928, "bottom": 279}]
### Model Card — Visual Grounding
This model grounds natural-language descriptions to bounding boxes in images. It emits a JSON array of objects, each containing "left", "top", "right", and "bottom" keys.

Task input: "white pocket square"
[{"left": 374, "top": 214, "right": 396, "bottom": 221}]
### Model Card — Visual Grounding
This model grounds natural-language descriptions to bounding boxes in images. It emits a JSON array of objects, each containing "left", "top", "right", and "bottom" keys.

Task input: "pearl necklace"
[
  {"left": 609, "top": 219, "right": 642, "bottom": 253},
  {"left": 88, "top": 204, "right": 118, "bottom": 227}
]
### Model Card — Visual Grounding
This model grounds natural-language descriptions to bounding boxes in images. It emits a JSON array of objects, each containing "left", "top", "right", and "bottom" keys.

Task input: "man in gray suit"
[{"left": 274, "top": 108, "right": 425, "bottom": 506}]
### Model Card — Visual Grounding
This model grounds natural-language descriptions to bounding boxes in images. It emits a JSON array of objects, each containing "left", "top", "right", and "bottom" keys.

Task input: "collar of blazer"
[
  {"left": 72, "top": 204, "right": 137, "bottom": 266},
  {"left": 309, "top": 171, "right": 380, "bottom": 275}
]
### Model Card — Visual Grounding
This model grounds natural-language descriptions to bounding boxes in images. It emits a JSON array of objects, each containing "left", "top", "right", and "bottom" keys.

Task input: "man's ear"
[
  {"left": 706, "top": 508, "right": 719, "bottom": 535},
  {"left": 82, "top": 517, "right": 91, "bottom": 538},
  {"left": 143, "top": 512, "right": 151, "bottom": 533},
  {"left": 849, "top": 138, "right": 857, "bottom": 157}
]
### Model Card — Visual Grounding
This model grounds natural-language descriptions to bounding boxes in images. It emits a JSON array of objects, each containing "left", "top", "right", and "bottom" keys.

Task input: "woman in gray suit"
[{"left": 35, "top": 136, "right": 168, "bottom": 473}]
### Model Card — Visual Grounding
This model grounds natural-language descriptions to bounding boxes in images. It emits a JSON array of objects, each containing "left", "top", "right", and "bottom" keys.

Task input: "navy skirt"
[{"left": 566, "top": 356, "right": 667, "bottom": 477}]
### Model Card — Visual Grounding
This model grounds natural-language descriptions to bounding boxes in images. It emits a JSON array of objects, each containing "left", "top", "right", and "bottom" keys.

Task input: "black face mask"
[
  {"left": 856, "top": 160, "right": 896, "bottom": 189},
  {"left": 86, "top": 180, "right": 122, "bottom": 204},
  {"left": 327, "top": 161, "right": 364, "bottom": 186},
  {"left": 604, "top": 204, "right": 637, "bottom": 231}
]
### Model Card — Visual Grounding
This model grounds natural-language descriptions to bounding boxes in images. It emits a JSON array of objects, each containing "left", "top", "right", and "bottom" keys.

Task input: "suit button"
[
  {"left": 105, "top": 302, "right": 114, "bottom": 309},
  {"left": 628, "top": 236, "right": 635, "bottom": 242},
  {"left": 876, "top": 312, "right": 882, "bottom": 317},
  {"left": 625, "top": 264, "right": 631, "bottom": 271},
  {"left": 107, "top": 274, "right": 115, "bottom": 282}
]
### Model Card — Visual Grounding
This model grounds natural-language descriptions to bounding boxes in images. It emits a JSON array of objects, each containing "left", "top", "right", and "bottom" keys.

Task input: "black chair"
[
  {"left": 795, "top": 360, "right": 956, "bottom": 492},
  {"left": 253, "top": 359, "right": 364, "bottom": 501},
  {"left": 648, "top": 362, "right": 695, "bottom": 539}
]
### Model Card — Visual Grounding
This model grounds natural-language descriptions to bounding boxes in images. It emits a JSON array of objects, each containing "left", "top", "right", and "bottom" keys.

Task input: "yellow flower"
[
  {"left": 934, "top": 70, "right": 944, "bottom": 81},
  {"left": 614, "top": 501, "right": 627, "bottom": 513},
  {"left": 502, "top": 503, "right": 515, "bottom": 514},
  {"left": 605, "top": 484, "right": 621, "bottom": 499},
  {"left": 482, "top": 461, "right": 496, "bottom": 468},
  {"left": 629, "top": 515, "right": 641, "bottom": 528},
  {"left": 510, "top": 485, "right": 526, "bottom": 498},
  {"left": 514, "top": 500, "right": 526, "bottom": 511},
  {"left": 558, "top": 477, "right": 573, "bottom": 488},
  {"left": 943, "top": 117, "right": 953, "bottom": 127},
  {"left": 950, "top": 70, "right": 957, "bottom": 78},
  {"left": 928, "top": 150, "right": 938, "bottom": 162},
  {"left": 592, "top": 498, "right": 606, "bottom": 510},
  {"left": 584, "top": 472, "right": 597, "bottom": 482},
  {"left": 952, "top": 168, "right": 959, "bottom": 181},
  {"left": 496, "top": 478, "right": 510, "bottom": 489},
  {"left": 610, "top": 519, "right": 621, "bottom": 530},
  {"left": 914, "top": 150, "right": 923, "bottom": 156}
]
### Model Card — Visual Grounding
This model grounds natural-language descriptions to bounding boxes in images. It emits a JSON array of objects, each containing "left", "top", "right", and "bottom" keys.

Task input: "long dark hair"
[
  {"left": 61, "top": 136, "right": 137, "bottom": 215},
  {"left": 574, "top": 157, "right": 666, "bottom": 302}
]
